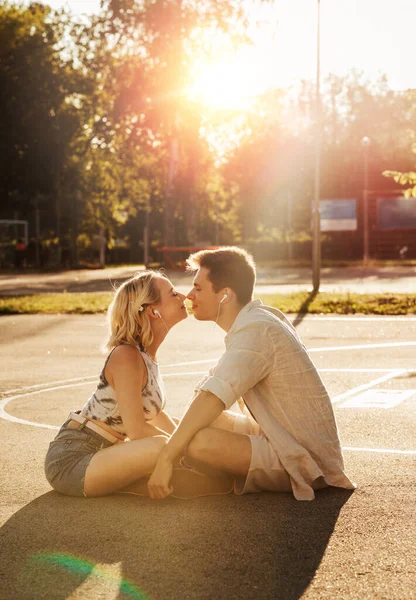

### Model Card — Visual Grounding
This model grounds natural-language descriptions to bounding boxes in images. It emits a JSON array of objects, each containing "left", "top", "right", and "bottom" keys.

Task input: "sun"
[
  {"left": 189, "top": 61, "right": 252, "bottom": 111},
  {"left": 187, "top": 47, "right": 272, "bottom": 111}
]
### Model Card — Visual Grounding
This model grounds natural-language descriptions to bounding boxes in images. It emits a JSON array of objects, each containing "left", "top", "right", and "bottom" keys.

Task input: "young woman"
[{"left": 44, "top": 270, "right": 232, "bottom": 498}]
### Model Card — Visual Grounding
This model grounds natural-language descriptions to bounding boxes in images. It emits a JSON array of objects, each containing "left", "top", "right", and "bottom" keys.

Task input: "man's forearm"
[{"left": 161, "top": 391, "right": 224, "bottom": 462}]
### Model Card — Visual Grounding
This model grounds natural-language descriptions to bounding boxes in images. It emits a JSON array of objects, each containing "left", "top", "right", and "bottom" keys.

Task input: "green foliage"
[
  {"left": 1, "top": 3, "right": 415, "bottom": 265},
  {"left": 224, "top": 71, "right": 416, "bottom": 243},
  {"left": 0, "top": 292, "right": 113, "bottom": 314},
  {"left": 382, "top": 91, "right": 416, "bottom": 197},
  {"left": 0, "top": 2, "right": 83, "bottom": 212},
  {"left": 383, "top": 170, "right": 416, "bottom": 197},
  {"left": 1, "top": 291, "right": 414, "bottom": 315}
]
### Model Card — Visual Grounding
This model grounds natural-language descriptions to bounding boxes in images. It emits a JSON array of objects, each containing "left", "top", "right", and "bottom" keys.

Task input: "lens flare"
[{"left": 28, "top": 553, "right": 148, "bottom": 600}]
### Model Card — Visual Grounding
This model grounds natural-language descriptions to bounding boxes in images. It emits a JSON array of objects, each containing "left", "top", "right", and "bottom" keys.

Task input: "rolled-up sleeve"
[{"left": 198, "top": 323, "right": 272, "bottom": 410}]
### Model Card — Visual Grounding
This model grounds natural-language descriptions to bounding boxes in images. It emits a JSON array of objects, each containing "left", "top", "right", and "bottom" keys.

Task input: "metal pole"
[
  {"left": 35, "top": 198, "right": 40, "bottom": 268},
  {"left": 312, "top": 0, "right": 322, "bottom": 292},
  {"left": 143, "top": 200, "right": 150, "bottom": 268},
  {"left": 362, "top": 139, "right": 370, "bottom": 264},
  {"left": 287, "top": 191, "right": 293, "bottom": 261},
  {"left": 99, "top": 226, "right": 106, "bottom": 267},
  {"left": 13, "top": 211, "right": 18, "bottom": 241}
]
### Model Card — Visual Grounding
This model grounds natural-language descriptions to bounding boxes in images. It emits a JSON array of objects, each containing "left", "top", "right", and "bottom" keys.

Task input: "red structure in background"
[
  {"left": 369, "top": 194, "right": 416, "bottom": 259},
  {"left": 321, "top": 192, "right": 416, "bottom": 261}
]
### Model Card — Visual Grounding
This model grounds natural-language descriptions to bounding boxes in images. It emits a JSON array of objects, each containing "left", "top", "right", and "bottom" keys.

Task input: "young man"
[{"left": 148, "top": 247, "right": 355, "bottom": 501}]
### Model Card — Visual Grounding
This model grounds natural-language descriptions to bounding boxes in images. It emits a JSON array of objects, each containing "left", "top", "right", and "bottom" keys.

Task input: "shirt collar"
[{"left": 225, "top": 298, "right": 263, "bottom": 341}]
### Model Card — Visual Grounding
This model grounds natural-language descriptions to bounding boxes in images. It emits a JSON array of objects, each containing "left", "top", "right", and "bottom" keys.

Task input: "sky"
[{"left": 34, "top": 0, "right": 415, "bottom": 93}]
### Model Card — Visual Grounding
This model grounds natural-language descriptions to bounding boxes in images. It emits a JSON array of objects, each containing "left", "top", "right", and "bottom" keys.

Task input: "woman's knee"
[
  {"left": 153, "top": 434, "right": 169, "bottom": 443},
  {"left": 125, "top": 435, "right": 168, "bottom": 461},
  {"left": 147, "top": 435, "right": 168, "bottom": 455}
]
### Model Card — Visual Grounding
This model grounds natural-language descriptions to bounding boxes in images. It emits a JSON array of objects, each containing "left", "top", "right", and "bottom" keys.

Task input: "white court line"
[
  {"left": 0, "top": 372, "right": 212, "bottom": 428},
  {"left": 0, "top": 381, "right": 100, "bottom": 430},
  {"left": 164, "top": 371, "right": 207, "bottom": 378},
  {"left": 3, "top": 375, "right": 97, "bottom": 395},
  {"left": 1, "top": 368, "right": 415, "bottom": 457},
  {"left": 1, "top": 340, "right": 414, "bottom": 456},
  {"left": 343, "top": 446, "right": 416, "bottom": 455},
  {"left": 319, "top": 368, "right": 396, "bottom": 373},
  {"left": 291, "top": 316, "right": 416, "bottom": 322},
  {"left": 162, "top": 341, "right": 416, "bottom": 367},
  {"left": 309, "top": 341, "right": 416, "bottom": 353},
  {"left": 331, "top": 369, "right": 407, "bottom": 404},
  {"left": 1, "top": 370, "right": 209, "bottom": 396},
  {"left": 162, "top": 358, "right": 217, "bottom": 368},
  {"left": 1, "top": 368, "right": 408, "bottom": 400},
  {"left": 2, "top": 341, "right": 414, "bottom": 396}
]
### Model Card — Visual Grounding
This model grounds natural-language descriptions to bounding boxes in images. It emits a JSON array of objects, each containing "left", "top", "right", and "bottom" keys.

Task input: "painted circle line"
[
  {"left": 2, "top": 341, "right": 415, "bottom": 456},
  {"left": 2, "top": 376, "right": 415, "bottom": 456}
]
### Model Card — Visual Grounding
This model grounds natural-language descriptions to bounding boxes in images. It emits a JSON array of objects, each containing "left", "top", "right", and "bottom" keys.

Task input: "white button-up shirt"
[{"left": 197, "top": 299, "right": 356, "bottom": 501}]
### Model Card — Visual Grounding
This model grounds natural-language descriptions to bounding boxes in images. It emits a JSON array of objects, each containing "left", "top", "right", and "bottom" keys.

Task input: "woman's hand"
[{"left": 147, "top": 455, "right": 174, "bottom": 499}]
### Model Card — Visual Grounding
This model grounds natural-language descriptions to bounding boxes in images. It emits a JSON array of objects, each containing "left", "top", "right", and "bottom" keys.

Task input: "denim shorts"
[{"left": 44, "top": 418, "right": 113, "bottom": 497}]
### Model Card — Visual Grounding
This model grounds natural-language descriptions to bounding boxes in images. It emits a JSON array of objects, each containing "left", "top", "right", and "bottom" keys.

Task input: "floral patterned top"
[{"left": 80, "top": 344, "right": 166, "bottom": 435}]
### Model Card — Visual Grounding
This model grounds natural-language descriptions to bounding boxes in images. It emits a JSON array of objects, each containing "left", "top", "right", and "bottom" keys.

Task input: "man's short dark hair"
[{"left": 186, "top": 246, "right": 256, "bottom": 306}]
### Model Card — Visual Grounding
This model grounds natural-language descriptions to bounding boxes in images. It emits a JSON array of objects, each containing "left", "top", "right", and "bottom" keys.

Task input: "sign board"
[
  {"left": 377, "top": 197, "right": 416, "bottom": 229},
  {"left": 320, "top": 199, "right": 357, "bottom": 231}
]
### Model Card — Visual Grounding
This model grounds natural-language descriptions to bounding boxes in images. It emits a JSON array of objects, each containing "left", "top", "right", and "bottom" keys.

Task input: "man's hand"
[
  {"left": 147, "top": 391, "right": 225, "bottom": 499},
  {"left": 147, "top": 455, "right": 174, "bottom": 499}
]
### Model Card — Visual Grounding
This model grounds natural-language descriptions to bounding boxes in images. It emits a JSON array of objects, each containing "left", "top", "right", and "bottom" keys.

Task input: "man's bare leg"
[
  {"left": 186, "top": 426, "right": 252, "bottom": 477},
  {"left": 182, "top": 411, "right": 247, "bottom": 474},
  {"left": 210, "top": 410, "right": 239, "bottom": 431}
]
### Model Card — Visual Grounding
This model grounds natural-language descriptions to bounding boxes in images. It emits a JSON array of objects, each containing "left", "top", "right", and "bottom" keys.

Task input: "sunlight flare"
[{"left": 187, "top": 46, "right": 273, "bottom": 111}]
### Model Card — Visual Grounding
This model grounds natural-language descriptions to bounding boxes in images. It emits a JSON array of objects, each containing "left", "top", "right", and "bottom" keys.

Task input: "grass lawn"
[{"left": 1, "top": 291, "right": 415, "bottom": 315}]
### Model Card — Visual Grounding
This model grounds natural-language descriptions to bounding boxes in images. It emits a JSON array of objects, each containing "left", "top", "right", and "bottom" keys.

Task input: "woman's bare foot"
[{"left": 116, "top": 467, "right": 234, "bottom": 498}]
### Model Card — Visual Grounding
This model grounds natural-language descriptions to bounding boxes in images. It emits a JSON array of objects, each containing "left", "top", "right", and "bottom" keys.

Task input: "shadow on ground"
[
  {"left": 1, "top": 264, "right": 415, "bottom": 297},
  {"left": 0, "top": 314, "right": 76, "bottom": 344},
  {"left": 0, "top": 488, "right": 353, "bottom": 600},
  {"left": 292, "top": 290, "right": 318, "bottom": 328}
]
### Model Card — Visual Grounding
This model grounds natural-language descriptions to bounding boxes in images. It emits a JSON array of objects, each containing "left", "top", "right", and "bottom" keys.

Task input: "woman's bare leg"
[
  {"left": 103, "top": 413, "right": 240, "bottom": 498},
  {"left": 114, "top": 414, "right": 239, "bottom": 498},
  {"left": 84, "top": 435, "right": 167, "bottom": 497},
  {"left": 117, "top": 467, "right": 234, "bottom": 498}
]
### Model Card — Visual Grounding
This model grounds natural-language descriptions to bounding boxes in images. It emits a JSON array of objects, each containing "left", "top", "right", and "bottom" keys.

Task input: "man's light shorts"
[{"left": 232, "top": 413, "right": 293, "bottom": 494}]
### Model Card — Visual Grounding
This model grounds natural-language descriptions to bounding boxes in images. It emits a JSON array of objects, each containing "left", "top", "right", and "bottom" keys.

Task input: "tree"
[
  {"left": 0, "top": 2, "right": 84, "bottom": 228},
  {"left": 383, "top": 90, "right": 416, "bottom": 197},
  {"left": 221, "top": 71, "right": 416, "bottom": 259}
]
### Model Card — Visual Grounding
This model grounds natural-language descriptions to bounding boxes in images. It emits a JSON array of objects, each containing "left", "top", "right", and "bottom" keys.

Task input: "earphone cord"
[
  {"left": 157, "top": 312, "right": 190, "bottom": 364},
  {"left": 213, "top": 301, "right": 222, "bottom": 331}
]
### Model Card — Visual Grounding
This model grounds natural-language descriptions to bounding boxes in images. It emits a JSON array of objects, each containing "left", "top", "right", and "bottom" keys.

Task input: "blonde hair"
[{"left": 103, "top": 271, "right": 164, "bottom": 352}]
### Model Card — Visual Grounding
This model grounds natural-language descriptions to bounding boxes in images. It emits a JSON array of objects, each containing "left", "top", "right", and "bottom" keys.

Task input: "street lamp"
[
  {"left": 361, "top": 136, "right": 371, "bottom": 264},
  {"left": 312, "top": 0, "right": 322, "bottom": 292},
  {"left": 143, "top": 197, "right": 150, "bottom": 268}
]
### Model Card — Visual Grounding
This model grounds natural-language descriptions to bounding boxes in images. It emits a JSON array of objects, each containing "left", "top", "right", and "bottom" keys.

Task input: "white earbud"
[
  {"left": 153, "top": 309, "right": 161, "bottom": 318},
  {"left": 219, "top": 293, "right": 228, "bottom": 304}
]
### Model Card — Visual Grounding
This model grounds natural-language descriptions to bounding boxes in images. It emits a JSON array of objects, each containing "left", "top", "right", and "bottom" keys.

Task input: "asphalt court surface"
[
  {"left": 0, "top": 313, "right": 415, "bottom": 599},
  {"left": 1, "top": 264, "right": 415, "bottom": 295}
]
